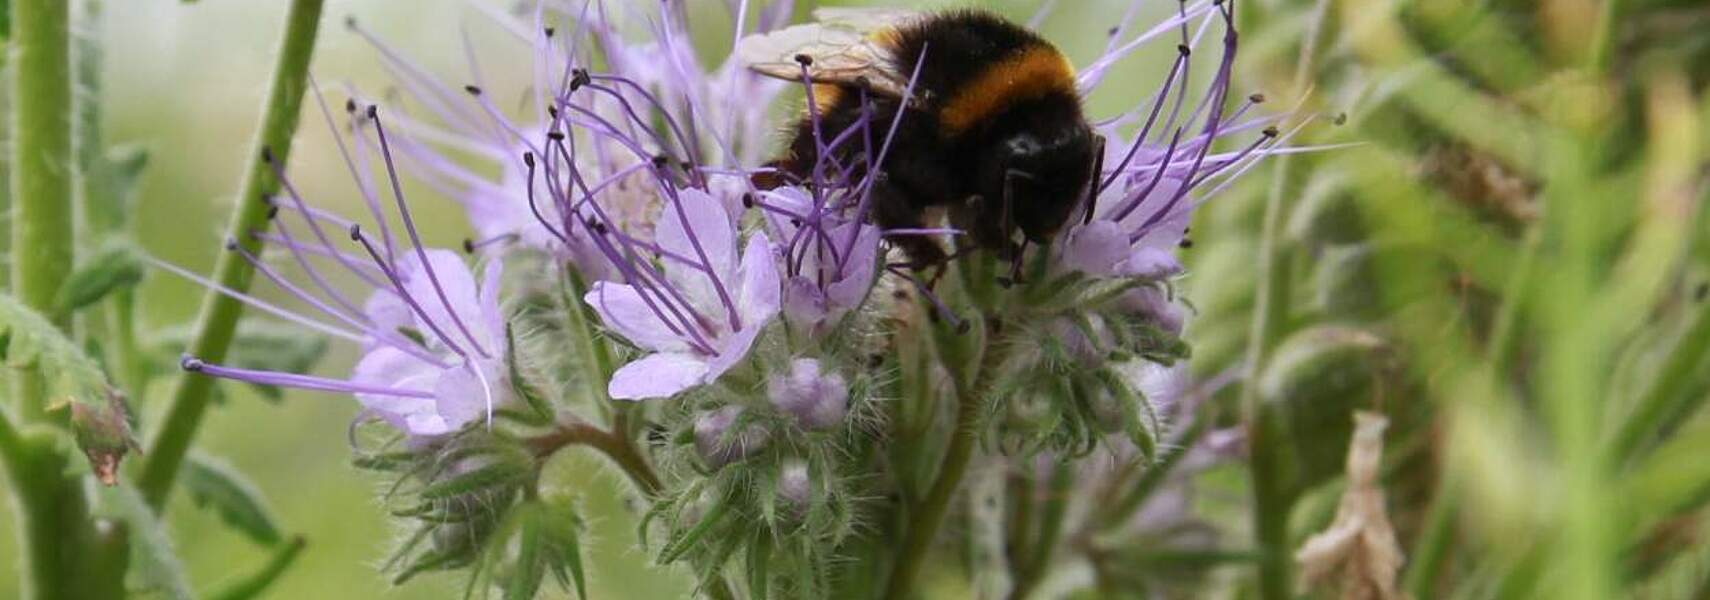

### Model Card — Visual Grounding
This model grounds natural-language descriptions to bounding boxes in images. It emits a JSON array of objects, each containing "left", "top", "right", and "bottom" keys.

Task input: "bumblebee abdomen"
[{"left": 883, "top": 10, "right": 1079, "bottom": 137}]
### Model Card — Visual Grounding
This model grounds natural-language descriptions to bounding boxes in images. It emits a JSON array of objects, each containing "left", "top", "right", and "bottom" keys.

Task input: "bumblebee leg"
[
  {"left": 870, "top": 180, "right": 950, "bottom": 271},
  {"left": 1085, "top": 134, "right": 1107, "bottom": 225}
]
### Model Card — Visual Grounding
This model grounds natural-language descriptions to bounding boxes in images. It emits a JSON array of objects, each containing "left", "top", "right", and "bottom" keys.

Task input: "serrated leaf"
[
  {"left": 205, "top": 536, "right": 305, "bottom": 600},
  {"left": 55, "top": 239, "right": 146, "bottom": 316},
  {"left": 1, "top": 293, "right": 135, "bottom": 482},
  {"left": 183, "top": 453, "right": 284, "bottom": 546},
  {"left": 94, "top": 484, "right": 194, "bottom": 600}
]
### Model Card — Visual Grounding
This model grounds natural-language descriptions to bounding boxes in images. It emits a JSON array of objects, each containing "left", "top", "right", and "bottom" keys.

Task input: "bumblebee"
[{"left": 739, "top": 8, "right": 1103, "bottom": 279}]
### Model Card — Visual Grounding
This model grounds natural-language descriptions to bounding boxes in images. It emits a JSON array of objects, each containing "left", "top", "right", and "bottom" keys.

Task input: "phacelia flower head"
[{"left": 167, "top": 96, "right": 513, "bottom": 440}]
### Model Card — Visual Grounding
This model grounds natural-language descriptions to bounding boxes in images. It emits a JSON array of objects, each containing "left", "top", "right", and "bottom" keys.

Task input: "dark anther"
[
  {"left": 1177, "top": 44, "right": 1191, "bottom": 56},
  {"left": 547, "top": 131, "right": 566, "bottom": 141},
  {"left": 260, "top": 146, "right": 275, "bottom": 163},
  {"left": 522, "top": 152, "right": 536, "bottom": 168},
  {"left": 1108, "top": 26, "right": 1120, "bottom": 37},
  {"left": 463, "top": 238, "right": 476, "bottom": 254},
  {"left": 544, "top": 27, "right": 556, "bottom": 38},
  {"left": 348, "top": 223, "right": 363, "bottom": 241},
  {"left": 793, "top": 53, "right": 814, "bottom": 66},
  {"left": 344, "top": 98, "right": 357, "bottom": 113},
  {"left": 652, "top": 154, "right": 671, "bottom": 168},
  {"left": 570, "top": 69, "right": 591, "bottom": 91},
  {"left": 180, "top": 356, "right": 205, "bottom": 372},
  {"left": 464, "top": 84, "right": 483, "bottom": 96},
  {"left": 741, "top": 193, "right": 755, "bottom": 208},
  {"left": 224, "top": 238, "right": 238, "bottom": 251},
  {"left": 1334, "top": 113, "right": 1348, "bottom": 126},
  {"left": 892, "top": 289, "right": 910, "bottom": 301},
  {"left": 955, "top": 320, "right": 973, "bottom": 335},
  {"left": 365, "top": 105, "right": 379, "bottom": 119},
  {"left": 266, "top": 206, "right": 280, "bottom": 220},
  {"left": 590, "top": 220, "right": 609, "bottom": 235},
  {"left": 547, "top": 106, "right": 559, "bottom": 119},
  {"left": 1262, "top": 126, "right": 1279, "bottom": 138},
  {"left": 1179, "top": 238, "right": 1194, "bottom": 248},
  {"left": 789, "top": 218, "right": 802, "bottom": 227},
  {"left": 1249, "top": 93, "right": 1266, "bottom": 104},
  {"left": 344, "top": 16, "right": 358, "bottom": 29}
]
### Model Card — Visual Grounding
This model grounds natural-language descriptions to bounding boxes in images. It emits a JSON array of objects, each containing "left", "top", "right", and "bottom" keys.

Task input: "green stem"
[
  {"left": 10, "top": 0, "right": 76, "bottom": 422},
  {"left": 1243, "top": 152, "right": 1299, "bottom": 600},
  {"left": 527, "top": 421, "right": 663, "bottom": 497},
  {"left": 885, "top": 319, "right": 1004, "bottom": 599},
  {"left": 1403, "top": 475, "right": 1460, "bottom": 599},
  {"left": 136, "top": 0, "right": 325, "bottom": 511}
]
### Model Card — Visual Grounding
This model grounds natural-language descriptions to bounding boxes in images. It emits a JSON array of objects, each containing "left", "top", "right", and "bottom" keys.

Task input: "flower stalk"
[{"left": 136, "top": 0, "right": 326, "bottom": 510}]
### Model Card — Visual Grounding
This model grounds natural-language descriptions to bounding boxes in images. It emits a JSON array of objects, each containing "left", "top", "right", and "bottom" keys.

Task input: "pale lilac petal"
[
  {"left": 1122, "top": 247, "right": 1184, "bottom": 279},
  {"left": 735, "top": 233, "right": 781, "bottom": 326},
  {"left": 1059, "top": 220, "right": 1129, "bottom": 275},
  {"left": 706, "top": 322, "right": 765, "bottom": 383},
  {"left": 477, "top": 259, "right": 506, "bottom": 350},
  {"left": 352, "top": 346, "right": 433, "bottom": 388},
  {"left": 363, "top": 291, "right": 414, "bottom": 348},
  {"left": 826, "top": 224, "right": 880, "bottom": 311},
  {"left": 783, "top": 276, "right": 829, "bottom": 328},
  {"left": 655, "top": 188, "right": 738, "bottom": 309},
  {"left": 397, "top": 249, "right": 486, "bottom": 347},
  {"left": 433, "top": 363, "right": 489, "bottom": 431},
  {"left": 608, "top": 352, "right": 711, "bottom": 400},
  {"left": 585, "top": 281, "right": 693, "bottom": 353}
]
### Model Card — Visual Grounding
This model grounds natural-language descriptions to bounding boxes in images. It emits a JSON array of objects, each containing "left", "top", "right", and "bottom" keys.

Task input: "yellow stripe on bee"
[
  {"left": 939, "top": 45, "right": 1076, "bottom": 135},
  {"left": 812, "top": 83, "right": 843, "bottom": 114}
]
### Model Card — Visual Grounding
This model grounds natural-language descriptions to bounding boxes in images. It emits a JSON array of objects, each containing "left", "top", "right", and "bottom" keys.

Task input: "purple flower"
[
  {"left": 767, "top": 358, "right": 849, "bottom": 430},
  {"left": 584, "top": 188, "right": 781, "bottom": 400},
  {"left": 761, "top": 187, "right": 882, "bottom": 335},
  {"left": 164, "top": 98, "right": 514, "bottom": 440}
]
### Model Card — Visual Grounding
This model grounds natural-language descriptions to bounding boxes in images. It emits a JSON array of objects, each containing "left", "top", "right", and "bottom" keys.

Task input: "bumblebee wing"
[
  {"left": 809, "top": 7, "right": 923, "bottom": 31},
  {"left": 736, "top": 21, "right": 913, "bottom": 99}
]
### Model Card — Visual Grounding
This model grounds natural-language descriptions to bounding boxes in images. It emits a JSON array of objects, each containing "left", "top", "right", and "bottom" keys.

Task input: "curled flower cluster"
[{"left": 164, "top": 0, "right": 1306, "bottom": 595}]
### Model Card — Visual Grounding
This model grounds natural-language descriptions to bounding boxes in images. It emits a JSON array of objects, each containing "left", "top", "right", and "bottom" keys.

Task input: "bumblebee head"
[{"left": 982, "top": 116, "right": 1098, "bottom": 245}]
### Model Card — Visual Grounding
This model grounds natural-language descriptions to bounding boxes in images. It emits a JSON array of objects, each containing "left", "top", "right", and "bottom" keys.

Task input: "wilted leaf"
[
  {"left": 183, "top": 453, "right": 284, "bottom": 546},
  {"left": 1, "top": 293, "right": 136, "bottom": 482},
  {"left": 1295, "top": 412, "right": 1409, "bottom": 600}
]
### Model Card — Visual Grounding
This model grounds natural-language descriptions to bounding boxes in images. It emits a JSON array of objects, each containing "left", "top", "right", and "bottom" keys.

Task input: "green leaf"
[
  {"left": 539, "top": 501, "right": 588, "bottom": 600},
  {"left": 154, "top": 319, "right": 328, "bottom": 402},
  {"left": 183, "top": 453, "right": 285, "bottom": 546},
  {"left": 93, "top": 483, "right": 194, "bottom": 600},
  {"left": 54, "top": 238, "right": 145, "bottom": 316},
  {"left": 417, "top": 454, "right": 532, "bottom": 501},
  {"left": 1258, "top": 325, "right": 1392, "bottom": 492},
  {"left": 205, "top": 536, "right": 306, "bottom": 600},
  {"left": 0, "top": 292, "right": 136, "bottom": 481}
]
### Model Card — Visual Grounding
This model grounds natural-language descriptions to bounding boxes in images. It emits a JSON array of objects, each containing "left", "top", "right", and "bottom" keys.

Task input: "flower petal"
[
  {"left": 706, "top": 321, "right": 765, "bottom": 383},
  {"left": 585, "top": 281, "right": 693, "bottom": 352},
  {"left": 1059, "top": 220, "right": 1129, "bottom": 275},
  {"left": 826, "top": 223, "right": 880, "bottom": 311},
  {"left": 735, "top": 232, "right": 782, "bottom": 326},
  {"left": 397, "top": 249, "right": 489, "bottom": 350},
  {"left": 608, "top": 352, "right": 711, "bottom": 400},
  {"left": 655, "top": 188, "right": 738, "bottom": 310}
]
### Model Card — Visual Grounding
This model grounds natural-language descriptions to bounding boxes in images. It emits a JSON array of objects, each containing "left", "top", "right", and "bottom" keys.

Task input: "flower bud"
[
  {"left": 1122, "top": 286, "right": 1185, "bottom": 335},
  {"left": 694, "top": 406, "right": 769, "bottom": 469},
  {"left": 777, "top": 460, "right": 812, "bottom": 514},
  {"left": 767, "top": 359, "right": 848, "bottom": 430}
]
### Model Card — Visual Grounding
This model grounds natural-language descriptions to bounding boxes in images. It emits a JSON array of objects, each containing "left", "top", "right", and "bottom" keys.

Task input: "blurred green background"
[{"left": 0, "top": 1, "right": 1181, "bottom": 597}]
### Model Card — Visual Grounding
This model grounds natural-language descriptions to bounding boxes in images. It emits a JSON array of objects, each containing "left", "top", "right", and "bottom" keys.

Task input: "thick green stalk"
[
  {"left": 885, "top": 318, "right": 1003, "bottom": 599},
  {"left": 1242, "top": 153, "right": 1299, "bottom": 600},
  {"left": 136, "top": 0, "right": 325, "bottom": 510},
  {"left": 10, "top": 0, "right": 76, "bottom": 422},
  {"left": 1607, "top": 262, "right": 1710, "bottom": 464}
]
